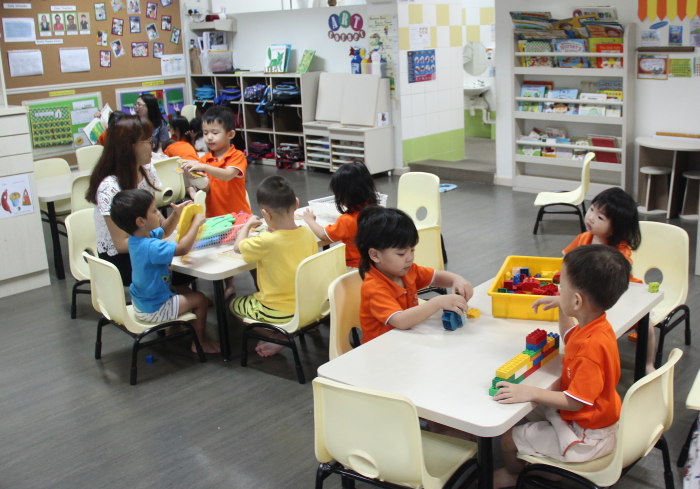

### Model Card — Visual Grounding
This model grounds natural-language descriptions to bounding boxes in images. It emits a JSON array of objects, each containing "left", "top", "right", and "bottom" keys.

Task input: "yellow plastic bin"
[{"left": 487, "top": 256, "right": 563, "bottom": 321}]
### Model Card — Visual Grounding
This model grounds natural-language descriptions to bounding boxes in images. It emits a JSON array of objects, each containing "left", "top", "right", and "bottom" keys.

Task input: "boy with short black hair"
[
  {"left": 493, "top": 245, "right": 631, "bottom": 488},
  {"left": 229, "top": 176, "right": 318, "bottom": 357},
  {"left": 110, "top": 189, "right": 220, "bottom": 354}
]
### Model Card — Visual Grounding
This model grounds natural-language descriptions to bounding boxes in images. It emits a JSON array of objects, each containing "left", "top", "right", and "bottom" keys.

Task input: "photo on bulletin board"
[
  {"left": 146, "top": 23, "right": 158, "bottom": 40},
  {"left": 160, "top": 0, "right": 172, "bottom": 7},
  {"left": 111, "top": 0, "right": 125, "bottom": 13},
  {"left": 94, "top": 3, "right": 107, "bottom": 21},
  {"left": 65, "top": 13, "right": 78, "bottom": 35},
  {"left": 79, "top": 13, "right": 90, "bottom": 32},
  {"left": 52, "top": 13, "right": 66, "bottom": 36},
  {"left": 161, "top": 15, "right": 171, "bottom": 31},
  {"left": 153, "top": 42, "right": 164, "bottom": 58},
  {"left": 127, "top": 0, "right": 141, "bottom": 14},
  {"left": 132, "top": 41, "right": 148, "bottom": 57},
  {"left": 100, "top": 49, "right": 111, "bottom": 67},
  {"left": 97, "top": 30, "right": 108, "bottom": 45},
  {"left": 146, "top": 2, "right": 158, "bottom": 20},
  {"left": 112, "top": 18, "right": 124, "bottom": 36},
  {"left": 38, "top": 14, "right": 51, "bottom": 36},
  {"left": 170, "top": 28, "right": 180, "bottom": 45},
  {"left": 130, "top": 16, "right": 141, "bottom": 33},
  {"left": 111, "top": 39, "right": 125, "bottom": 57}
]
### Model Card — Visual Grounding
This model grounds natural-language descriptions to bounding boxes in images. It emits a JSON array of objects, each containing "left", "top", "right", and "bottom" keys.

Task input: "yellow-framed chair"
[
  {"left": 84, "top": 252, "right": 206, "bottom": 385},
  {"left": 70, "top": 174, "right": 93, "bottom": 212},
  {"left": 532, "top": 152, "right": 594, "bottom": 234},
  {"left": 75, "top": 145, "right": 103, "bottom": 172},
  {"left": 328, "top": 270, "right": 362, "bottom": 360},
  {"left": 236, "top": 244, "right": 346, "bottom": 384},
  {"left": 181, "top": 104, "right": 197, "bottom": 121},
  {"left": 66, "top": 209, "right": 96, "bottom": 319},
  {"left": 516, "top": 348, "right": 683, "bottom": 489},
  {"left": 631, "top": 221, "right": 691, "bottom": 368},
  {"left": 153, "top": 157, "right": 185, "bottom": 209},
  {"left": 313, "top": 377, "right": 479, "bottom": 489}
]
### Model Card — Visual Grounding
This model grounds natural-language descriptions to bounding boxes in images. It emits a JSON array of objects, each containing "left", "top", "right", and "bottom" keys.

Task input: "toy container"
[{"left": 487, "top": 255, "right": 563, "bottom": 321}]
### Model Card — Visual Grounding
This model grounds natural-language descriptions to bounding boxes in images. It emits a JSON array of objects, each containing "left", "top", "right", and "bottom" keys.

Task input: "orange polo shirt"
[
  {"left": 563, "top": 232, "right": 641, "bottom": 283},
  {"left": 325, "top": 211, "right": 360, "bottom": 268},
  {"left": 165, "top": 140, "right": 199, "bottom": 161},
  {"left": 359, "top": 263, "right": 435, "bottom": 344},
  {"left": 560, "top": 313, "right": 621, "bottom": 429},
  {"left": 199, "top": 145, "right": 251, "bottom": 218}
]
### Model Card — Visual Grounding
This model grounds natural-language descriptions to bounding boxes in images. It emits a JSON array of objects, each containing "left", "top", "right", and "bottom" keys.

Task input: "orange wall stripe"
[
  {"left": 639, "top": 0, "right": 648, "bottom": 20},
  {"left": 678, "top": 0, "right": 687, "bottom": 19},
  {"left": 658, "top": 0, "right": 667, "bottom": 20}
]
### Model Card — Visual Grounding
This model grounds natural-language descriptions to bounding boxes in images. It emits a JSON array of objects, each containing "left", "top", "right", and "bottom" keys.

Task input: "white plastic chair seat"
[
  {"left": 640, "top": 166, "right": 671, "bottom": 175},
  {"left": 76, "top": 145, "right": 104, "bottom": 172},
  {"left": 35, "top": 157, "right": 72, "bottom": 216},
  {"left": 534, "top": 188, "right": 582, "bottom": 207},
  {"left": 421, "top": 431, "right": 478, "bottom": 486},
  {"left": 682, "top": 170, "right": 700, "bottom": 180},
  {"left": 124, "top": 306, "right": 196, "bottom": 334},
  {"left": 66, "top": 208, "right": 97, "bottom": 318}
]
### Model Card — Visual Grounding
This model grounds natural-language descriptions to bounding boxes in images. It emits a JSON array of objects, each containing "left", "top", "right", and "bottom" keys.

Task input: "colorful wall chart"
[
  {"left": 23, "top": 92, "right": 101, "bottom": 149},
  {"left": 0, "top": 174, "right": 34, "bottom": 219}
]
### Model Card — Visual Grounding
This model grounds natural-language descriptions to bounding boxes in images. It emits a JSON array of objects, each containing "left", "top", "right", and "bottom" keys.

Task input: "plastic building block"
[
  {"left": 504, "top": 280, "right": 514, "bottom": 291},
  {"left": 521, "top": 267, "right": 530, "bottom": 277},
  {"left": 553, "top": 272, "right": 561, "bottom": 284},
  {"left": 512, "top": 267, "right": 521, "bottom": 277},
  {"left": 498, "top": 288, "right": 507, "bottom": 293},
  {"left": 489, "top": 386, "right": 500, "bottom": 396},
  {"left": 547, "top": 332, "right": 560, "bottom": 348},
  {"left": 442, "top": 310, "right": 464, "bottom": 331},
  {"left": 176, "top": 203, "right": 204, "bottom": 242},
  {"left": 648, "top": 282, "right": 660, "bottom": 293},
  {"left": 495, "top": 353, "right": 530, "bottom": 379},
  {"left": 466, "top": 308, "right": 480, "bottom": 319},
  {"left": 526, "top": 329, "right": 547, "bottom": 350}
]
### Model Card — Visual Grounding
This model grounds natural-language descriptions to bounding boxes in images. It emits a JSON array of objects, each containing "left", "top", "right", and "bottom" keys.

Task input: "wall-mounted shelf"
[{"left": 189, "top": 19, "right": 236, "bottom": 32}]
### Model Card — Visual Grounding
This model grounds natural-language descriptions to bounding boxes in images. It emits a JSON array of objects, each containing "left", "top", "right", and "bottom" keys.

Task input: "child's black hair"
[
  {"left": 168, "top": 115, "right": 192, "bottom": 143},
  {"left": 107, "top": 110, "right": 126, "bottom": 127},
  {"left": 356, "top": 206, "right": 419, "bottom": 278},
  {"left": 110, "top": 188, "right": 154, "bottom": 235},
  {"left": 189, "top": 117, "right": 203, "bottom": 138},
  {"left": 256, "top": 175, "right": 296, "bottom": 212},
  {"left": 202, "top": 106, "right": 235, "bottom": 132},
  {"left": 591, "top": 187, "right": 641, "bottom": 250},
  {"left": 330, "top": 161, "right": 378, "bottom": 214},
  {"left": 564, "top": 244, "right": 630, "bottom": 311}
]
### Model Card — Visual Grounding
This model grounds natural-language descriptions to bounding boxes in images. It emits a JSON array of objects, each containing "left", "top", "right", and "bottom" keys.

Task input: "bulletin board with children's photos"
[{"left": 0, "top": 0, "right": 183, "bottom": 91}]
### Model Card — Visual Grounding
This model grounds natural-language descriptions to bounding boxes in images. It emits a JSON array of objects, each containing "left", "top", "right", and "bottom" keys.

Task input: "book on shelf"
[
  {"left": 517, "top": 40, "right": 553, "bottom": 67},
  {"left": 518, "top": 146, "right": 542, "bottom": 157},
  {"left": 579, "top": 105, "right": 606, "bottom": 116},
  {"left": 552, "top": 15, "right": 598, "bottom": 38},
  {"left": 588, "top": 135, "right": 620, "bottom": 163},
  {"left": 595, "top": 43, "right": 623, "bottom": 68},
  {"left": 266, "top": 44, "right": 290, "bottom": 72},
  {"left": 582, "top": 20, "right": 624, "bottom": 38},
  {"left": 572, "top": 6, "right": 618, "bottom": 21},
  {"left": 579, "top": 92, "right": 607, "bottom": 101},
  {"left": 516, "top": 29, "right": 566, "bottom": 40},
  {"left": 296, "top": 49, "right": 316, "bottom": 73},
  {"left": 545, "top": 127, "right": 567, "bottom": 138},
  {"left": 543, "top": 101, "right": 579, "bottom": 114},
  {"left": 601, "top": 90, "right": 622, "bottom": 100},
  {"left": 523, "top": 80, "right": 554, "bottom": 91},
  {"left": 605, "top": 105, "right": 622, "bottom": 117},
  {"left": 588, "top": 37, "right": 623, "bottom": 53},
  {"left": 548, "top": 88, "right": 579, "bottom": 99},
  {"left": 518, "top": 84, "right": 547, "bottom": 112},
  {"left": 553, "top": 39, "right": 588, "bottom": 68}
]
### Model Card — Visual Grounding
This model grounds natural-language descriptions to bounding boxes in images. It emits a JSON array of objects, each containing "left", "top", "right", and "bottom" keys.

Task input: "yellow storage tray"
[{"left": 487, "top": 255, "right": 563, "bottom": 322}]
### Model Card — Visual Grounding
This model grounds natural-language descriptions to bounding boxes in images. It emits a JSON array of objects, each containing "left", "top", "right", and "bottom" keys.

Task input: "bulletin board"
[
  {"left": 0, "top": 0, "right": 184, "bottom": 89},
  {"left": 23, "top": 92, "right": 102, "bottom": 149},
  {"left": 115, "top": 83, "right": 185, "bottom": 116}
]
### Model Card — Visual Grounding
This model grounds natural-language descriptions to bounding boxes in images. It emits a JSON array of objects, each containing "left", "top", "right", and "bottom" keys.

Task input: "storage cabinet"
[{"left": 509, "top": 24, "right": 635, "bottom": 197}]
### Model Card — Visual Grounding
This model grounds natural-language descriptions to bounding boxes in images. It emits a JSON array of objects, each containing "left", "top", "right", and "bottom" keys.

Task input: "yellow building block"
[
  {"left": 467, "top": 308, "right": 480, "bottom": 319},
  {"left": 496, "top": 353, "right": 530, "bottom": 379},
  {"left": 176, "top": 203, "right": 204, "bottom": 242},
  {"left": 541, "top": 350, "right": 559, "bottom": 366}
]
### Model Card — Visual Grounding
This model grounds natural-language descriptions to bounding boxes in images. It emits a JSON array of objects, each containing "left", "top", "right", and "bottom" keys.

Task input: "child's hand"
[
  {"left": 169, "top": 199, "right": 192, "bottom": 217},
  {"left": 430, "top": 293, "right": 467, "bottom": 315},
  {"left": 531, "top": 296, "right": 560, "bottom": 313},
  {"left": 452, "top": 277, "right": 474, "bottom": 301},
  {"left": 302, "top": 208, "right": 316, "bottom": 224},
  {"left": 493, "top": 381, "right": 537, "bottom": 403},
  {"left": 245, "top": 215, "right": 262, "bottom": 230},
  {"left": 181, "top": 160, "right": 205, "bottom": 174},
  {"left": 191, "top": 213, "right": 206, "bottom": 229}
]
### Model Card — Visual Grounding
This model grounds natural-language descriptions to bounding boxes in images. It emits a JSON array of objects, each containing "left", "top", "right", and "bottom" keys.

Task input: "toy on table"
[
  {"left": 176, "top": 204, "right": 252, "bottom": 252},
  {"left": 648, "top": 282, "right": 660, "bottom": 293},
  {"left": 441, "top": 308, "right": 481, "bottom": 330},
  {"left": 488, "top": 329, "right": 560, "bottom": 396},
  {"left": 175, "top": 165, "right": 209, "bottom": 189}
]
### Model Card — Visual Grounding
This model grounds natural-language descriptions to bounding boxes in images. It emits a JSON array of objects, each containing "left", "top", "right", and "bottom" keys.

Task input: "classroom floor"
[{"left": 1, "top": 163, "right": 698, "bottom": 489}]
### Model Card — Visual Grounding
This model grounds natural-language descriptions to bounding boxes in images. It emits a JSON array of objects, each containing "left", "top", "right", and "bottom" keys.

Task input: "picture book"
[
  {"left": 553, "top": 39, "right": 588, "bottom": 68},
  {"left": 572, "top": 6, "right": 618, "bottom": 21},
  {"left": 669, "top": 25, "right": 683, "bottom": 46},
  {"left": 543, "top": 101, "right": 577, "bottom": 114},
  {"left": 601, "top": 90, "right": 623, "bottom": 100},
  {"left": 583, "top": 21, "right": 624, "bottom": 38},
  {"left": 552, "top": 15, "right": 598, "bottom": 38},
  {"left": 579, "top": 92, "right": 607, "bottom": 101},
  {"left": 548, "top": 88, "right": 579, "bottom": 99},
  {"left": 266, "top": 44, "right": 290, "bottom": 73},
  {"left": 518, "top": 40, "right": 553, "bottom": 67},
  {"left": 518, "top": 85, "right": 547, "bottom": 112},
  {"left": 82, "top": 103, "right": 112, "bottom": 145},
  {"left": 545, "top": 127, "right": 567, "bottom": 138},
  {"left": 518, "top": 146, "right": 542, "bottom": 157},
  {"left": 589, "top": 135, "right": 619, "bottom": 163},
  {"left": 523, "top": 80, "right": 554, "bottom": 91},
  {"left": 296, "top": 49, "right": 315, "bottom": 73},
  {"left": 637, "top": 54, "right": 668, "bottom": 79},
  {"left": 588, "top": 37, "right": 623, "bottom": 53},
  {"left": 605, "top": 105, "right": 622, "bottom": 117},
  {"left": 595, "top": 43, "right": 623, "bottom": 68},
  {"left": 579, "top": 105, "right": 606, "bottom": 116}
]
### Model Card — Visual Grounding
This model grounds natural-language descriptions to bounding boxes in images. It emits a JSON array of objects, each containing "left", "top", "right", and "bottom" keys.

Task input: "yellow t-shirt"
[{"left": 239, "top": 226, "right": 318, "bottom": 313}]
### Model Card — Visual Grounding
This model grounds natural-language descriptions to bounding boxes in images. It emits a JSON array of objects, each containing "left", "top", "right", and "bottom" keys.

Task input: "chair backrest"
[
  {"left": 615, "top": 348, "right": 682, "bottom": 471},
  {"left": 76, "top": 145, "right": 103, "bottom": 172},
  {"left": 328, "top": 270, "right": 362, "bottom": 360},
  {"left": 84, "top": 252, "right": 130, "bottom": 326},
  {"left": 397, "top": 171, "right": 441, "bottom": 228},
  {"left": 71, "top": 175, "right": 94, "bottom": 212},
  {"left": 181, "top": 104, "right": 197, "bottom": 121},
  {"left": 153, "top": 157, "right": 185, "bottom": 207},
  {"left": 34, "top": 158, "right": 71, "bottom": 179},
  {"left": 313, "top": 377, "right": 428, "bottom": 486},
  {"left": 631, "top": 221, "right": 689, "bottom": 315},
  {"left": 571, "top": 152, "right": 594, "bottom": 203},
  {"left": 414, "top": 225, "right": 444, "bottom": 272},
  {"left": 290, "top": 244, "right": 346, "bottom": 332},
  {"left": 66, "top": 210, "right": 97, "bottom": 282}
]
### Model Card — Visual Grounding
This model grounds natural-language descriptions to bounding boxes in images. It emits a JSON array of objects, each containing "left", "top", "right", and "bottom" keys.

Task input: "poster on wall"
[
  {"left": 2, "top": 17, "right": 36, "bottom": 42},
  {"left": 0, "top": 174, "right": 34, "bottom": 219},
  {"left": 116, "top": 84, "right": 185, "bottom": 116},
  {"left": 407, "top": 49, "right": 436, "bottom": 83},
  {"left": 637, "top": 54, "right": 668, "bottom": 79},
  {"left": 23, "top": 92, "right": 101, "bottom": 149},
  {"left": 367, "top": 14, "right": 397, "bottom": 91}
]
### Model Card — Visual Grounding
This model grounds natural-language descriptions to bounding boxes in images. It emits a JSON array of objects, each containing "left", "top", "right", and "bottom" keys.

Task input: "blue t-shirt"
[{"left": 128, "top": 228, "right": 177, "bottom": 313}]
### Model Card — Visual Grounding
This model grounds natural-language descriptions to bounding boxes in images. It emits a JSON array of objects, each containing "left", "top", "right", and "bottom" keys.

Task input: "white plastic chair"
[
  {"left": 532, "top": 152, "right": 593, "bottom": 234},
  {"left": 328, "top": 270, "right": 362, "bottom": 360},
  {"left": 631, "top": 221, "right": 690, "bottom": 368},
  {"left": 66, "top": 209, "right": 97, "bottom": 319},
  {"left": 35, "top": 157, "right": 72, "bottom": 224},
  {"left": 153, "top": 157, "right": 185, "bottom": 208},
  {"left": 415, "top": 224, "right": 447, "bottom": 295},
  {"left": 236, "top": 244, "right": 346, "bottom": 384},
  {"left": 516, "top": 348, "right": 682, "bottom": 489},
  {"left": 397, "top": 171, "right": 441, "bottom": 228},
  {"left": 75, "top": 145, "right": 103, "bottom": 172},
  {"left": 313, "top": 377, "right": 479, "bottom": 489},
  {"left": 181, "top": 104, "right": 197, "bottom": 121},
  {"left": 84, "top": 252, "right": 206, "bottom": 385},
  {"left": 70, "top": 174, "right": 93, "bottom": 212}
]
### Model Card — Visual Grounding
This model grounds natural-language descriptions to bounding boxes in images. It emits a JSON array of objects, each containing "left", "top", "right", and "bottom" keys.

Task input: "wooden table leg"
[
  {"left": 477, "top": 437, "right": 493, "bottom": 489},
  {"left": 634, "top": 313, "right": 650, "bottom": 382},
  {"left": 47, "top": 202, "right": 65, "bottom": 280},
  {"left": 213, "top": 280, "right": 231, "bottom": 361}
]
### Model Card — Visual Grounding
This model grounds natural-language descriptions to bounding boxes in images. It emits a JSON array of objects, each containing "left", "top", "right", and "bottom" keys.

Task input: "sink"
[{"left": 463, "top": 82, "right": 489, "bottom": 97}]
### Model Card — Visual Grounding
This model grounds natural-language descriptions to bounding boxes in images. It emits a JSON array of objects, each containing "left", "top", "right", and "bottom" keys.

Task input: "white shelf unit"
[
  {"left": 188, "top": 72, "right": 319, "bottom": 165},
  {"left": 510, "top": 24, "right": 635, "bottom": 197}
]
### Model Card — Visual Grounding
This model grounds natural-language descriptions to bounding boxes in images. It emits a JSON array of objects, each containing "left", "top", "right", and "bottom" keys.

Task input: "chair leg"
[
  {"left": 288, "top": 336, "right": 306, "bottom": 384},
  {"left": 340, "top": 476, "right": 356, "bottom": 489},
  {"left": 95, "top": 317, "right": 108, "bottom": 359},
  {"left": 130, "top": 334, "right": 145, "bottom": 385},
  {"left": 440, "top": 233, "right": 448, "bottom": 265},
  {"left": 656, "top": 435, "right": 675, "bottom": 489},
  {"left": 576, "top": 207, "right": 585, "bottom": 233},
  {"left": 185, "top": 323, "right": 207, "bottom": 363},
  {"left": 533, "top": 207, "right": 545, "bottom": 234},
  {"left": 241, "top": 324, "right": 250, "bottom": 367},
  {"left": 677, "top": 417, "right": 698, "bottom": 467},
  {"left": 315, "top": 463, "right": 333, "bottom": 489},
  {"left": 71, "top": 280, "right": 90, "bottom": 319},
  {"left": 654, "top": 306, "right": 690, "bottom": 368}
]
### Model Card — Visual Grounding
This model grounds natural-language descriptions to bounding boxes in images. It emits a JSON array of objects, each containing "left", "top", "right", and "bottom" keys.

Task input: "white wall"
[{"left": 494, "top": 0, "right": 700, "bottom": 185}]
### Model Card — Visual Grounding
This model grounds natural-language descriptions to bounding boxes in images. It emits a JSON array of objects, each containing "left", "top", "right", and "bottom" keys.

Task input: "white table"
[{"left": 317, "top": 280, "right": 663, "bottom": 489}]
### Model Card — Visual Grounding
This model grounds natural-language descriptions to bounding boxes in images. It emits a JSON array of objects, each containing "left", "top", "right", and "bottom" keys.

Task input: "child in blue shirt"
[{"left": 110, "top": 189, "right": 219, "bottom": 354}]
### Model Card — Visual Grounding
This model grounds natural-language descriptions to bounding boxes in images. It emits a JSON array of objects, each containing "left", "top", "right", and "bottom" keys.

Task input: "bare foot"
[
  {"left": 493, "top": 468, "right": 518, "bottom": 489},
  {"left": 255, "top": 340, "right": 284, "bottom": 358},
  {"left": 192, "top": 340, "right": 220, "bottom": 354}
]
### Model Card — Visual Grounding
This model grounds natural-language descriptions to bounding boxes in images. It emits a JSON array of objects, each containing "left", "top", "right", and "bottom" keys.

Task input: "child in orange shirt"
[
  {"left": 302, "top": 161, "right": 377, "bottom": 268},
  {"left": 355, "top": 206, "right": 473, "bottom": 344},
  {"left": 164, "top": 115, "right": 201, "bottom": 200},
  {"left": 493, "top": 245, "right": 630, "bottom": 488}
]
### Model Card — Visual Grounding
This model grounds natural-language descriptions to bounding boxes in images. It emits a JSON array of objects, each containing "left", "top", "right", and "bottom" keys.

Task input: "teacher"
[{"left": 134, "top": 93, "right": 169, "bottom": 153}]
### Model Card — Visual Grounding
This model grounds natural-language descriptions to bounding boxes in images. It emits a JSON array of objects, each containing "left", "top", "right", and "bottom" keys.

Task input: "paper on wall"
[
  {"left": 1, "top": 17, "right": 36, "bottom": 42},
  {"left": 7, "top": 49, "right": 43, "bottom": 77},
  {"left": 0, "top": 173, "right": 34, "bottom": 219},
  {"left": 70, "top": 107, "right": 96, "bottom": 125},
  {"left": 160, "top": 54, "right": 185, "bottom": 76},
  {"left": 59, "top": 47, "right": 90, "bottom": 73},
  {"left": 409, "top": 24, "right": 430, "bottom": 50}
]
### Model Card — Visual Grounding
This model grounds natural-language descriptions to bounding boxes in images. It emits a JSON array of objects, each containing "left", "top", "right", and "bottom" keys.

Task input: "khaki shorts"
[
  {"left": 134, "top": 295, "right": 180, "bottom": 323},
  {"left": 512, "top": 405, "right": 618, "bottom": 462}
]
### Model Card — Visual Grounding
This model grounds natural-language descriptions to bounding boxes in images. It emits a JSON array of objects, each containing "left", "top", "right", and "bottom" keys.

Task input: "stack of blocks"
[
  {"left": 497, "top": 267, "right": 560, "bottom": 296},
  {"left": 488, "top": 329, "right": 560, "bottom": 396},
  {"left": 441, "top": 308, "right": 481, "bottom": 331}
]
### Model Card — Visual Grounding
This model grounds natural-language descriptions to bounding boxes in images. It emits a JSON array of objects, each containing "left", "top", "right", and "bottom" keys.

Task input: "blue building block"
[
  {"left": 521, "top": 267, "right": 530, "bottom": 277},
  {"left": 442, "top": 310, "right": 464, "bottom": 331}
]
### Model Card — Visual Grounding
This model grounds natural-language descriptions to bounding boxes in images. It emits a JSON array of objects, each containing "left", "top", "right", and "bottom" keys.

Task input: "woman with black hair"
[{"left": 134, "top": 93, "right": 168, "bottom": 152}]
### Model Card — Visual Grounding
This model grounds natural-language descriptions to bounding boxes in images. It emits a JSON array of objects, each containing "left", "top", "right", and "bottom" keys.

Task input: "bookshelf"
[{"left": 509, "top": 24, "right": 635, "bottom": 197}]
